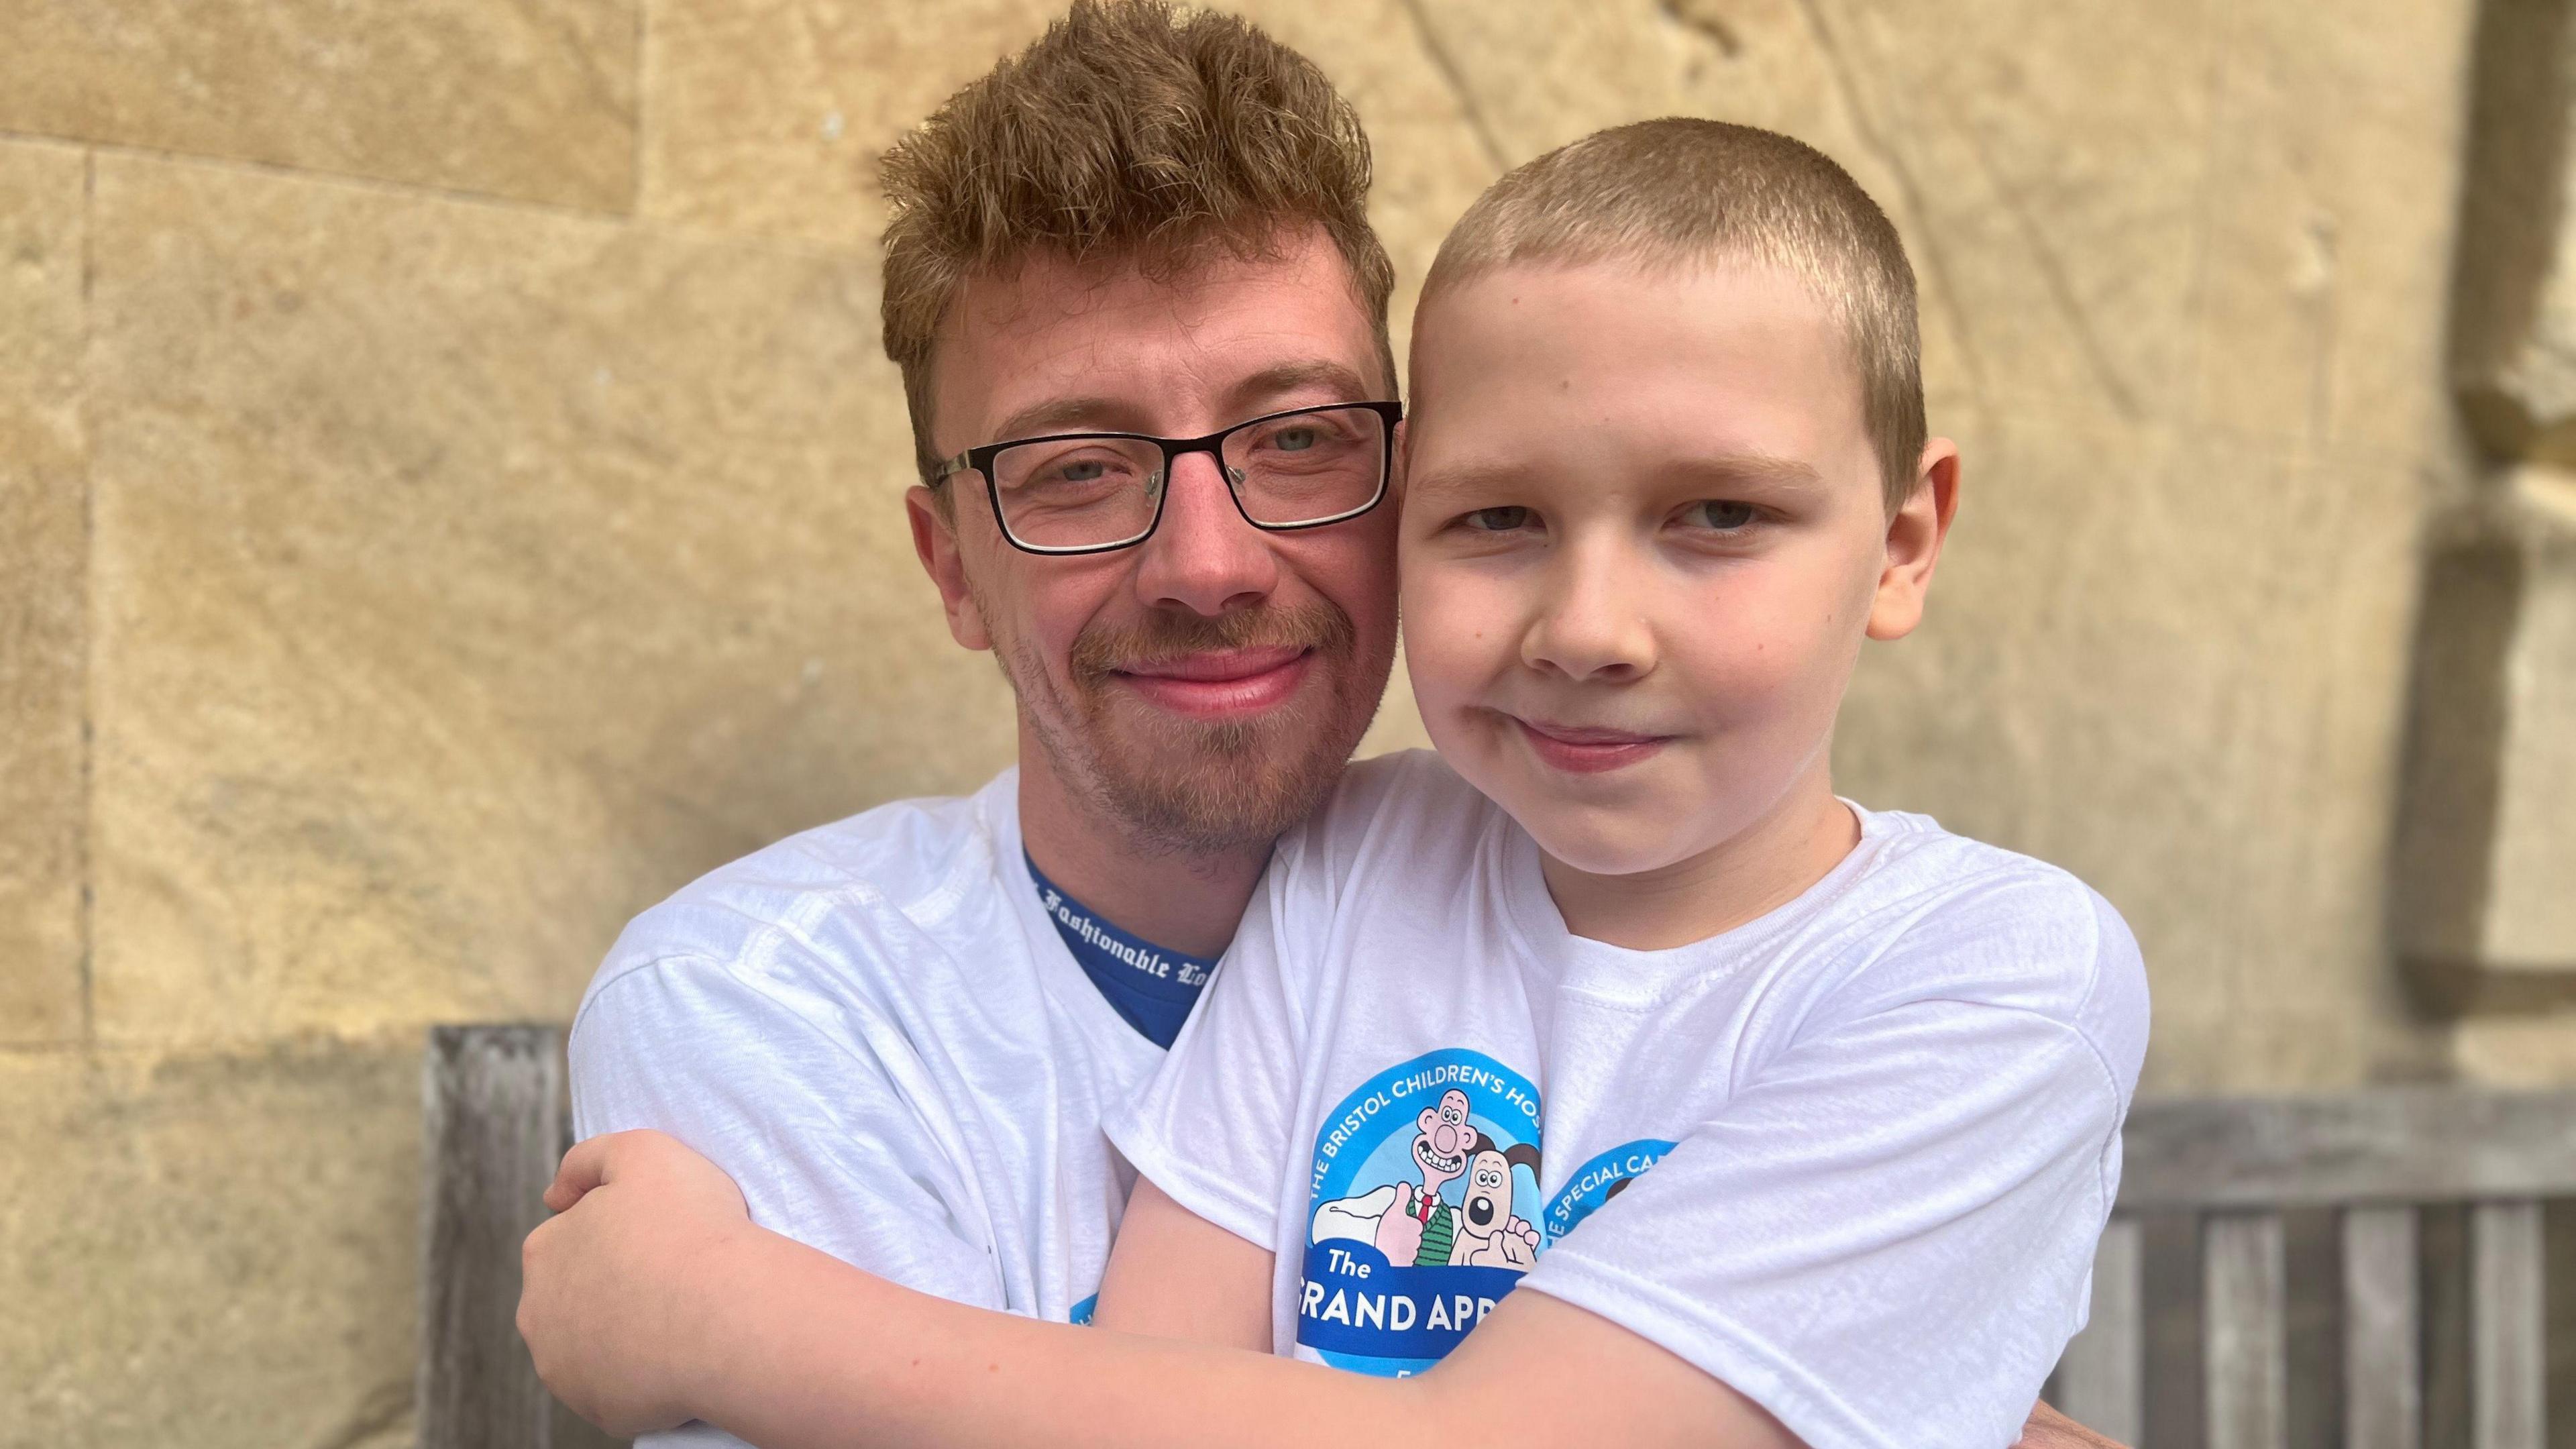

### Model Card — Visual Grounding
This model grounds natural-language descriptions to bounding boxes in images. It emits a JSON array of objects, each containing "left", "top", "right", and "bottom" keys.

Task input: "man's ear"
[
  {"left": 906, "top": 485, "right": 993, "bottom": 651},
  {"left": 1866, "top": 437, "right": 1962, "bottom": 642}
]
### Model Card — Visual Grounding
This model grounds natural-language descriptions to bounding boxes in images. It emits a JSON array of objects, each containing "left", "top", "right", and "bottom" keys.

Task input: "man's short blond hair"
[
  {"left": 1421, "top": 119, "right": 1925, "bottom": 508},
  {"left": 879, "top": 0, "right": 1397, "bottom": 488}
]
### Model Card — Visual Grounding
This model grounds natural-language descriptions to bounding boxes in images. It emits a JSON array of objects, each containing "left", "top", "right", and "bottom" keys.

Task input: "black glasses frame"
[{"left": 928, "top": 400, "right": 1403, "bottom": 556}]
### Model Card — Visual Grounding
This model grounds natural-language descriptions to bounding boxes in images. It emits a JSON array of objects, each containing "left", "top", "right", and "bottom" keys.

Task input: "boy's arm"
[
  {"left": 519, "top": 1133, "right": 1799, "bottom": 1449},
  {"left": 707, "top": 1233, "right": 1798, "bottom": 1449},
  {"left": 1088, "top": 1177, "right": 1275, "bottom": 1350}
]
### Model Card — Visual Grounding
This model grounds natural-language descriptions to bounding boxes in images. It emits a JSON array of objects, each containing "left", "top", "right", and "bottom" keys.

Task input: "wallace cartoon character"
[
  {"left": 1374, "top": 1089, "right": 1476, "bottom": 1266},
  {"left": 1308, "top": 1089, "right": 1480, "bottom": 1266}
]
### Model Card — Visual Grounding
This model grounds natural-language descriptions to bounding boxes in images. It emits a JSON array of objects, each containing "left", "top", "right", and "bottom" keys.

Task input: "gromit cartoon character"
[
  {"left": 1309, "top": 1088, "right": 1479, "bottom": 1266},
  {"left": 1450, "top": 1141, "right": 1543, "bottom": 1269}
]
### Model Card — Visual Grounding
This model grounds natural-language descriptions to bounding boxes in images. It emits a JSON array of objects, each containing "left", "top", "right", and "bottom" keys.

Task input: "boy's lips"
[
  {"left": 1113, "top": 646, "right": 1313, "bottom": 719},
  {"left": 1510, "top": 716, "right": 1674, "bottom": 774}
]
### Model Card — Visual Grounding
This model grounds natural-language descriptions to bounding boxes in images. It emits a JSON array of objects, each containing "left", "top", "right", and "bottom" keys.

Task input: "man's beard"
[{"left": 1007, "top": 601, "right": 1383, "bottom": 857}]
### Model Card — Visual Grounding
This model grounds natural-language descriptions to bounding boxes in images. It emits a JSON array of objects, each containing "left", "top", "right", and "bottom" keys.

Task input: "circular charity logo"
[{"left": 1299, "top": 1049, "right": 1546, "bottom": 1377}]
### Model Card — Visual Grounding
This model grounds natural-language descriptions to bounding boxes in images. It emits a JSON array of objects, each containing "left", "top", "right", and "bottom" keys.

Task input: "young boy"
[{"left": 519, "top": 118, "right": 2147, "bottom": 1449}]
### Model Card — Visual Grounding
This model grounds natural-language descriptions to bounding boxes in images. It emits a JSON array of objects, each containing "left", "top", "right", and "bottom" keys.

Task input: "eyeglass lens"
[{"left": 985, "top": 406, "right": 1387, "bottom": 550}]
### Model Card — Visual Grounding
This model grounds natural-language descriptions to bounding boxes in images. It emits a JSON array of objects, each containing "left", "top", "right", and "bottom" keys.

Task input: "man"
[
  {"left": 564, "top": 5, "right": 2110, "bottom": 1444},
  {"left": 570, "top": 0, "right": 1399, "bottom": 1386}
]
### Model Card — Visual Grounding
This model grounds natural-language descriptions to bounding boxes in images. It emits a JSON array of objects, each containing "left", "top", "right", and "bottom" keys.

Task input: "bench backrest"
[
  {"left": 419, "top": 1024, "right": 621, "bottom": 1449},
  {"left": 2051, "top": 1089, "right": 2574, "bottom": 1449},
  {"left": 419, "top": 1026, "right": 2571, "bottom": 1449}
]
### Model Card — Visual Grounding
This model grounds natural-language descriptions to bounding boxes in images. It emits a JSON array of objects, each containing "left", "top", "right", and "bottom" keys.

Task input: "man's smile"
[{"left": 1113, "top": 646, "right": 1314, "bottom": 720}]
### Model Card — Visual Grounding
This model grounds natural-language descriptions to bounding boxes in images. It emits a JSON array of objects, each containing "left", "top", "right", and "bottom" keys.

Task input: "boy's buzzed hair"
[
  {"left": 1422, "top": 118, "right": 1925, "bottom": 508},
  {"left": 879, "top": 0, "right": 1397, "bottom": 488}
]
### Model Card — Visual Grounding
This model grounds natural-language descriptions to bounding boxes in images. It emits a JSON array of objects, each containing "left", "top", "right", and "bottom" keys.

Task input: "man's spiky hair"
[{"left": 879, "top": 0, "right": 1397, "bottom": 484}]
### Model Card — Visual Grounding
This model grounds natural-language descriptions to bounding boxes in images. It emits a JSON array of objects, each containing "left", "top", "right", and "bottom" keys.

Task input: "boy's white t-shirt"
[
  {"left": 571, "top": 768, "right": 1162, "bottom": 1448},
  {"left": 1107, "top": 750, "right": 2149, "bottom": 1449}
]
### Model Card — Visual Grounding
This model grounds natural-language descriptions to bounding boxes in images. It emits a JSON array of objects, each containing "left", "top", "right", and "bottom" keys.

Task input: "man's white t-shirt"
[
  {"left": 571, "top": 768, "right": 1161, "bottom": 1447},
  {"left": 1108, "top": 750, "right": 2149, "bottom": 1449}
]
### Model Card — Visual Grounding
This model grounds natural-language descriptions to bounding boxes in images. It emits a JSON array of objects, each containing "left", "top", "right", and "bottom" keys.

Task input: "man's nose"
[
  {"left": 1130, "top": 449, "right": 1279, "bottom": 616},
  {"left": 1521, "top": 537, "right": 1658, "bottom": 682}
]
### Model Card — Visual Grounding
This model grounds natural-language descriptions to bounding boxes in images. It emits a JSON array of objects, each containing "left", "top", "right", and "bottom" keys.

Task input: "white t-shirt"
[
  {"left": 1108, "top": 750, "right": 2149, "bottom": 1449},
  {"left": 571, "top": 769, "right": 1161, "bottom": 1448}
]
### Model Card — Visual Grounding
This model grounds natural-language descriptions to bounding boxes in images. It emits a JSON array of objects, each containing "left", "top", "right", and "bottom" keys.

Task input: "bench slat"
[
  {"left": 2471, "top": 1199, "right": 2545, "bottom": 1449},
  {"left": 2206, "top": 1210, "right": 2289, "bottom": 1449},
  {"left": 2052, "top": 1216, "right": 2144, "bottom": 1444},
  {"left": 2121, "top": 1090, "right": 2576, "bottom": 1210},
  {"left": 2343, "top": 1205, "right": 2421, "bottom": 1449},
  {"left": 419, "top": 1024, "right": 570, "bottom": 1449}
]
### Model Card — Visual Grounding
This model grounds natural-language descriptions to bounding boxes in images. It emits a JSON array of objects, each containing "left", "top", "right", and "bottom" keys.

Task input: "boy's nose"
[
  {"left": 1129, "top": 449, "right": 1278, "bottom": 618},
  {"left": 1521, "top": 543, "right": 1658, "bottom": 681}
]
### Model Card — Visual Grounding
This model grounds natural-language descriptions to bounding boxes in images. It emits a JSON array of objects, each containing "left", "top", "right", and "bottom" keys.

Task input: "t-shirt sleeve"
[
  {"left": 1520, "top": 894, "right": 2142, "bottom": 1449},
  {"left": 1104, "top": 843, "right": 1321, "bottom": 1252},
  {"left": 570, "top": 953, "right": 1006, "bottom": 1311}
]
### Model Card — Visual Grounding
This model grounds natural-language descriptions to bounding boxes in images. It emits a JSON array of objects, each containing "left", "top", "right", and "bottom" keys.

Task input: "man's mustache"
[{"left": 1067, "top": 602, "right": 1357, "bottom": 686}]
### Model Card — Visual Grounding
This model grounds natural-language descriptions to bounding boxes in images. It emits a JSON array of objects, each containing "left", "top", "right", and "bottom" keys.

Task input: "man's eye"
[
  {"left": 1681, "top": 500, "right": 1758, "bottom": 531},
  {"left": 1461, "top": 506, "right": 1533, "bottom": 533},
  {"left": 1270, "top": 427, "right": 1319, "bottom": 452},
  {"left": 1032, "top": 455, "right": 1134, "bottom": 487}
]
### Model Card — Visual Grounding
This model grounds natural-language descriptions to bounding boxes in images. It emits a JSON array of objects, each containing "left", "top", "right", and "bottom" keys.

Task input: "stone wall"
[{"left": 0, "top": 0, "right": 2537, "bottom": 1442}]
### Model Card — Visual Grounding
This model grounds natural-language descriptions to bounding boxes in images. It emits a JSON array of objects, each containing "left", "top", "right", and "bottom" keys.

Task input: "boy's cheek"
[{"left": 1399, "top": 580, "right": 1517, "bottom": 699}]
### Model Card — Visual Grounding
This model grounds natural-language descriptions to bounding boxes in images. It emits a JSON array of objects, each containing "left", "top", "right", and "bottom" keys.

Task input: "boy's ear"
[
  {"left": 906, "top": 485, "right": 994, "bottom": 651},
  {"left": 1866, "top": 438, "right": 1962, "bottom": 642}
]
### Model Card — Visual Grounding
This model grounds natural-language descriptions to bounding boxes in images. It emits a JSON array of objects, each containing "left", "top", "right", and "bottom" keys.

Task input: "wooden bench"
[
  {"left": 419, "top": 1024, "right": 621, "bottom": 1449},
  {"left": 2049, "top": 1089, "right": 2569, "bottom": 1448},
  {"left": 421, "top": 1024, "right": 2567, "bottom": 1448}
]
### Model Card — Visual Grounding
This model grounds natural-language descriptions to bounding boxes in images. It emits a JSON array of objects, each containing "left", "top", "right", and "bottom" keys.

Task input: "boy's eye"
[
  {"left": 1460, "top": 506, "right": 1534, "bottom": 533},
  {"left": 1680, "top": 500, "right": 1759, "bottom": 531}
]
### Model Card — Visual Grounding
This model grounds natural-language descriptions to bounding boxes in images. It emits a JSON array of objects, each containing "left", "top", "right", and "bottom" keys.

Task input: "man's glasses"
[{"left": 930, "top": 401, "right": 1402, "bottom": 555}]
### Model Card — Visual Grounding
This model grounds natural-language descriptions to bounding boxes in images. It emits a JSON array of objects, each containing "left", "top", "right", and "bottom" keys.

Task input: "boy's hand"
[{"left": 518, "top": 1129, "right": 755, "bottom": 1436}]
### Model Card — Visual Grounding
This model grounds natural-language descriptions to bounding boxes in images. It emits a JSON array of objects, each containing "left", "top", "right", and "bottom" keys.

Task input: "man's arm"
[
  {"left": 571, "top": 956, "right": 1003, "bottom": 1308},
  {"left": 2016, "top": 1401, "right": 2125, "bottom": 1449}
]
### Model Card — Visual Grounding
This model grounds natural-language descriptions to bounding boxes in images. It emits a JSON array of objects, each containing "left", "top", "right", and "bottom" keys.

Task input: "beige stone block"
[
  {"left": 639, "top": 0, "right": 1063, "bottom": 248},
  {"left": 1402, "top": 0, "right": 2471, "bottom": 451},
  {"left": 637, "top": 0, "right": 1499, "bottom": 315},
  {"left": 2394, "top": 468, "right": 2576, "bottom": 1011},
  {"left": 85, "top": 154, "right": 1018, "bottom": 1047},
  {"left": 1836, "top": 411, "right": 2443, "bottom": 1090},
  {"left": 0, "top": 1042, "right": 420, "bottom": 1448},
  {"left": 0, "top": 0, "right": 637, "bottom": 211},
  {"left": 2453, "top": 0, "right": 2576, "bottom": 462},
  {"left": 0, "top": 140, "right": 89, "bottom": 1046},
  {"left": 2452, "top": 1010, "right": 2576, "bottom": 1085},
  {"left": 2178, "top": 0, "right": 2472, "bottom": 454},
  {"left": 1397, "top": 0, "right": 2140, "bottom": 425}
]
